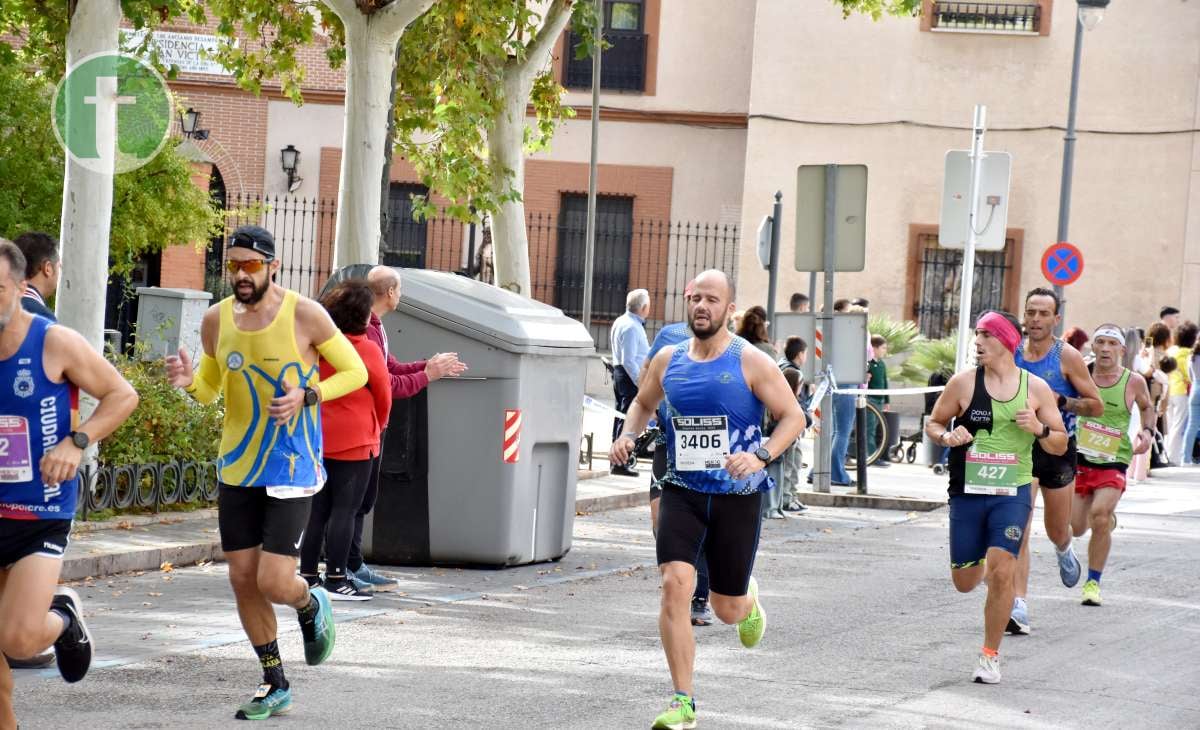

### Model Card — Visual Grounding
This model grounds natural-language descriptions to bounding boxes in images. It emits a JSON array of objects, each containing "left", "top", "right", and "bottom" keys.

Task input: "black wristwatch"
[
  {"left": 754, "top": 447, "right": 772, "bottom": 464},
  {"left": 69, "top": 431, "right": 90, "bottom": 450},
  {"left": 303, "top": 387, "right": 320, "bottom": 407},
  {"left": 1039, "top": 424, "right": 1051, "bottom": 439}
]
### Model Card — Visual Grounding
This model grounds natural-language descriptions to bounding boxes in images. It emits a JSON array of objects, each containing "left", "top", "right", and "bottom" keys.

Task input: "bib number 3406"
[{"left": 672, "top": 415, "right": 730, "bottom": 472}]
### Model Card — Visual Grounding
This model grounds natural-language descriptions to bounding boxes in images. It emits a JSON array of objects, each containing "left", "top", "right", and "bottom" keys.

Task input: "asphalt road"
[{"left": 10, "top": 480, "right": 1200, "bottom": 729}]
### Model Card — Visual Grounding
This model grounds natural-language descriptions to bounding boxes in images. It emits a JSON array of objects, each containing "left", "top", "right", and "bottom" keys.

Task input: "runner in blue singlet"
[
  {"left": 610, "top": 269, "right": 805, "bottom": 730},
  {"left": 1008, "top": 288, "right": 1103, "bottom": 635},
  {"left": 0, "top": 240, "right": 139, "bottom": 729}
]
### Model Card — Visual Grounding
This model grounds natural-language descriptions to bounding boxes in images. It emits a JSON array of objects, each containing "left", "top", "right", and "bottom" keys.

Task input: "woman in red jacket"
[{"left": 299, "top": 280, "right": 392, "bottom": 600}]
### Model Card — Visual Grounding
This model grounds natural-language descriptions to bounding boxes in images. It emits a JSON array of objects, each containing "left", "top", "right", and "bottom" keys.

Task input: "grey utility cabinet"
[
  {"left": 135, "top": 287, "right": 212, "bottom": 361},
  {"left": 363, "top": 269, "right": 595, "bottom": 567}
]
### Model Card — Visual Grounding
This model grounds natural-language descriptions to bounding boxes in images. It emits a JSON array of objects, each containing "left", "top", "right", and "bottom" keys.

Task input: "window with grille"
[
  {"left": 555, "top": 194, "right": 633, "bottom": 320},
  {"left": 383, "top": 183, "right": 429, "bottom": 268},
  {"left": 564, "top": 0, "right": 647, "bottom": 91},
  {"left": 913, "top": 232, "right": 1014, "bottom": 339}
]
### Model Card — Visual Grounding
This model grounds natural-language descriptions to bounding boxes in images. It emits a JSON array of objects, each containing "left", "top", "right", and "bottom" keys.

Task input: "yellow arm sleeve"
[
  {"left": 314, "top": 332, "right": 368, "bottom": 402},
  {"left": 184, "top": 353, "right": 222, "bottom": 405}
]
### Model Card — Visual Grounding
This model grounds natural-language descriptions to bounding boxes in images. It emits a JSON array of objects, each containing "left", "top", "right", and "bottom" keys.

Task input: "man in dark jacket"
[{"left": 13, "top": 232, "right": 59, "bottom": 321}]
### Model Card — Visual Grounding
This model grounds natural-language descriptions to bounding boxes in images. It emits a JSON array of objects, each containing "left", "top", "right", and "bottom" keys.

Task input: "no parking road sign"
[{"left": 1041, "top": 242, "right": 1084, "bottom": 286}]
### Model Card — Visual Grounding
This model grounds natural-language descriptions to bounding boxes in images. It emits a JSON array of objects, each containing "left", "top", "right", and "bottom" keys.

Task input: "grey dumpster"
[{"left": 363, "top": 269, "right": 595, "bottom": 567}]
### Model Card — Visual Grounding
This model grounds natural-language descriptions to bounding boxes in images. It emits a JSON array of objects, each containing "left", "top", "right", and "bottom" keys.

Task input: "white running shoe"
[{"left": 972, "top": 653, "right": 1001, "bottom": 684}]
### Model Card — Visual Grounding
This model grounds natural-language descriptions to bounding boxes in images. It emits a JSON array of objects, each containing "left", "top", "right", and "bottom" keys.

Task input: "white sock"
[{"left": 1055, "top": 537, "right": 1073, "bottom": 555}]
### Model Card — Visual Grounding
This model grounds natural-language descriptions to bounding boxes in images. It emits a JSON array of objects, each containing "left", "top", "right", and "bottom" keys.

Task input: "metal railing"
[
  {"left": 77, "top": 460, "right": 220, "bottom": 521},
  {"left": 564, "top": 29, "right": 648, "bottom": 91},
  {"left": 931, "top": 2, "right": 1041, "bottom": 33}
]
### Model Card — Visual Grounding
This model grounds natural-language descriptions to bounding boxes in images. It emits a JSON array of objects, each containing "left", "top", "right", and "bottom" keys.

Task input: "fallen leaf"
[
  {"left": 147, "top": 592, "right": 163, "bottom": 597},
  {"left": 160, "top": 561, "right": 174, "bottom": 572},
  {"left": 116, "top": 520, "right": 133, "bottom": 530},
  {"left": 142, "top": 602, "right": 153, "bottom": 607}
]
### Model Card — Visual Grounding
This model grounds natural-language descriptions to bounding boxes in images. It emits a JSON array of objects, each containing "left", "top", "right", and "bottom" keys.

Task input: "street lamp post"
[{"left": 1054, "top": 0, "right": 1110, "bottom": 334}]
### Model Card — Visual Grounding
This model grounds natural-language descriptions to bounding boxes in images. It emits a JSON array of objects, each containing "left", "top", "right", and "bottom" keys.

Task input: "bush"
[
  {"left": 898, "top": 337, "right": 957, "bottom": 386},
  {"left": 100, "top": 350, "right": 223, "bottom": 467},
  {"left": 867, "top": 313, "right": 921, "bottom": 358}
]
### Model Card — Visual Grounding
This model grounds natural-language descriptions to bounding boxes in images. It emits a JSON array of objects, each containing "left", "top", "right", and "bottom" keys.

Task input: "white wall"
[{"left": 263, "top": 100, "right": 344, "bottom": 198}]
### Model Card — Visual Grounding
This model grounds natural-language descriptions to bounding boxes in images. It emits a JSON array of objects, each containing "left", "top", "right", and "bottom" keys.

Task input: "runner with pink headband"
[{"left": 977, "top": 311, "right": 1021, "bottom": 354}]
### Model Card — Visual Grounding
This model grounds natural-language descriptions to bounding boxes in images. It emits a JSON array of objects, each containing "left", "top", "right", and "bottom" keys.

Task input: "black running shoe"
[
  {"left": 301, "top": 573, "right": 321, "bottom": 589},
  {"left": 323, "top": 576, "right": 372, "bottom": 602},
  {"left": 50, "top": 587, "right": 93, "bottom": 683}
]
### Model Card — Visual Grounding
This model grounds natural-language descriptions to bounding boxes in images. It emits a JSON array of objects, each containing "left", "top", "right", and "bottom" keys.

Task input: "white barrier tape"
[
  {"left": 831, "top": 385, "right": 947, "bottom": 396},
  {"left": 583, "top": 394, "right": 626, "bottom": 420}
]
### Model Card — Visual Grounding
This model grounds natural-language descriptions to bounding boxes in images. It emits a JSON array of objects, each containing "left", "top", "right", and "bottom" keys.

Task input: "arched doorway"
[{"left": 204, "top": 166, "right": 229, "bottom": 300}]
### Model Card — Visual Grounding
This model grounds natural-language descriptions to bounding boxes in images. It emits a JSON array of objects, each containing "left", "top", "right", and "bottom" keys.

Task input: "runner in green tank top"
[
  {"left": 927, "top": 311, "right": 1067, "bottom": 685},
  {"left": 1070, "top": 326, "right": 1154, "bottom": 607}
]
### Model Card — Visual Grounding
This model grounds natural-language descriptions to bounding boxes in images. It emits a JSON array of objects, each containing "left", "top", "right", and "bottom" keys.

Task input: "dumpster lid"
[{"left": 394, "top": 269, "right": 595, "bottom": 353}]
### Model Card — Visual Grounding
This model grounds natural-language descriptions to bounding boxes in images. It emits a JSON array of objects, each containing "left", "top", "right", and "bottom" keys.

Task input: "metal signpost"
[{"left": 794, "top": 164, "right": 867, "bottom": 493}]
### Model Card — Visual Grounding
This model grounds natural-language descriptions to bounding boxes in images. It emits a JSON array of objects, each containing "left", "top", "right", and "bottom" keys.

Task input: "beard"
[
  {"left": 234, "top": 276, "right": 270, "bottom": 305},
  {"left": 688, "top": 309, "right": 726, "bottom": 340}
]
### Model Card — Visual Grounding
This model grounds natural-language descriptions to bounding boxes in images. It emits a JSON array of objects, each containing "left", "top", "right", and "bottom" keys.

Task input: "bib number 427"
[{"left": 964, "top": 450, "right": 1021, "bottom": 496}]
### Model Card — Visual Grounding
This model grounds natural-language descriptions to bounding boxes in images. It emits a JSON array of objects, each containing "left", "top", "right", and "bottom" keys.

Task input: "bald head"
[
  {"left": 368, "top": 265, "right": 402, "bottom": 314},
  {"left": 692, "top": 269, "right": 735, "bottom": 303}
]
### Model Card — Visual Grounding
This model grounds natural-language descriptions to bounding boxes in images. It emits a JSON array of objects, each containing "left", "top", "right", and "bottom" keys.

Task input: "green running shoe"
[
  {"left": 651, "top": 694, "right": 696, "bottom": 730},
  {"left": 737, "top": 576, "right": 766, "bottom": 649},
  {"left": 1081, "top": 579, "right": 1102, "bottom": 606},
  {"left": 235, "top": 683, "right": 292, "bottom": 720},
  {"left": 302, "top": 586, "right": 336, "bottom": 666}
]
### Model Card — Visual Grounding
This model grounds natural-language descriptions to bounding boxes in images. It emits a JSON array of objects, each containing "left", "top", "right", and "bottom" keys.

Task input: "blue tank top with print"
[
  {"left": 1015, "top": 338, "right": 1079, "bottom": 434},
  {"left": 661, "top": 336, "right": 772, "bottom": 495},
  {"left": 0, "top": 316, "right": 77, "bottom": 521}
]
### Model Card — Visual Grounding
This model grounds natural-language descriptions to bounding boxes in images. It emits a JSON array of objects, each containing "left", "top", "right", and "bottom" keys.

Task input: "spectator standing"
[
  {"left": 352, "top": 267, "right": 467, "bottom": 591},
  {"left": 763, "top": 369, "right": 804, "bottom": 519},
  {"left": 1164, "top": 321, "right": 1198, "bottom": 465},
  {"left": 826, "top": 303, "right": 868, "bottom": 486},
  {"left": 789, "top": 292, "right": 810, "bottom": 313},
  {"left": 867, "top": 334, "right": 891, "bottom": 467},
  {"left": 1183, "top": 346, "right": 1200, "bottom": 466},
  {"left": 610, "top": 288, "right": 651, "bottom": 474},
  {"left": 1160, "top": 306, "right": 1181, "bottom": 333},
  {"left": 12, "top": 232, "right": 59, "bottom": 321},
  {"left": 738, "top": 305, "right": 777, "bottom": 359},
  {"left": 1064, "top": 327, "right": 1090, "bottom": 361},
  {"left": 777, "top": 337, "right": 809, "bottom": 512},
  {"left": 299, "top": 281, "right": 392, "bottom": 601}
]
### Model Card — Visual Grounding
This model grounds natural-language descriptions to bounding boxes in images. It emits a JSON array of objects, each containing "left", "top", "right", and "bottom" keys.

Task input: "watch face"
[
  {"left": 71, "top": 432, "right": 89, "bottom": 449},
  {"left": 755, "top": 447, "right": 771, "bottom": 462}
]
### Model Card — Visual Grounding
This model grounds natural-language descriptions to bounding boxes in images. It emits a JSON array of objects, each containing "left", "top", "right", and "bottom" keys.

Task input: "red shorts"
[{"left": 1075, "top": 465, "right": 1126, "bottom": 496}]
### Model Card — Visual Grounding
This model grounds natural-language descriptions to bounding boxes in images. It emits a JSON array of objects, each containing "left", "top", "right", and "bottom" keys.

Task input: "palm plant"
[{"left": 898, "top": 336, "right": 957, "bottom": 386}]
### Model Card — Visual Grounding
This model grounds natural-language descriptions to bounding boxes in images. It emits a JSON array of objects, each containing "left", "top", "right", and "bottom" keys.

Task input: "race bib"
[
  {"left": 672, "top": 415, "right": 729, "bottom": 471},
  {"left": 0, "top": 416, "right": 34, "bottom": 484},
  {"left": 964, "top": 450, "right": 1020, "bottom": 496},
  {"left": 1078, "top": 420, "right": 1122, "bottom": 462}
]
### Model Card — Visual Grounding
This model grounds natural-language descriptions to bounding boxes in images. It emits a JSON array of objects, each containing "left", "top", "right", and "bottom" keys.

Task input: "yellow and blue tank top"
[
  {"left": 216, "top": 291, "right": 323, "bottom": 489},
  {"left": 0, "top": 316, "right": 77, "bottom": 520}
]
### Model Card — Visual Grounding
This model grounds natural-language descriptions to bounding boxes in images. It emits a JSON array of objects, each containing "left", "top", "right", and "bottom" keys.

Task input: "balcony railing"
[
  {"left": 564, "top": 29, "right": 647, "bottom": 92},
  {"left": 930, "top": 2, "right": 1041, "bottom": 34}
]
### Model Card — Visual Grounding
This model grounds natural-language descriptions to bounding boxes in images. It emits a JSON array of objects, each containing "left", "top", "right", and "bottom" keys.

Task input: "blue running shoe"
[
  {"left": 353, "top": 564, "right": 397, "bottom": 592},
  {"left": 1006, "top": 596, "right": 1030, "bottom": 636},
  {"left": 1057, "top": 543, "right": 1082, "bottom": 588},
  {"left": 235, "top": 683, "right": 292, "bottom": 720},
  {"left": 301, "top": 587, "right": 335, "bottom": 666}
]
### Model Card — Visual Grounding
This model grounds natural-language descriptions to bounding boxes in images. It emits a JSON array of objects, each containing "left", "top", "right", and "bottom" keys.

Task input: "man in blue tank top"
[
  {"left": 1009, "top": 288, "right": 1103, "bottom": 635},
  {"left": 610, "top": 269, "right": 806, "bottom": 730},
  {"left": 0, "top": 240, "right": 140, "bottom": 729}
]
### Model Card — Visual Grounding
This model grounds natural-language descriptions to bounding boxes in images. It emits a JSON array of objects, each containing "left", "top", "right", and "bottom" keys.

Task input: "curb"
[
  {"left": 793, "top": 490, "right": 945, "bottom": 512},
  {"left": 62, "top": 541, "right": 224, "bottom": 582},
  {"left": 575, "top": 491, "right": 650, "bottom": 514},
  {"left": 72, "top": 508, "right": 220, "bottom": 534}
]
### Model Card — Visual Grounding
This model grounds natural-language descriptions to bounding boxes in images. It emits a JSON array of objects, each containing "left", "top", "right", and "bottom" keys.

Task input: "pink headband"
[{"left": 977, "top": 312, "right": 1020, "bottom": 354}]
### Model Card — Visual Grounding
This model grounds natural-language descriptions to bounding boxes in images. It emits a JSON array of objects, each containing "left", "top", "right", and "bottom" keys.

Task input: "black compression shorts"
[
  {"left": 218, "top": 485, "right": 313, "bottom": 557},
  {"left": 655, "top": 483, "right": 762, "bottom": 596}
]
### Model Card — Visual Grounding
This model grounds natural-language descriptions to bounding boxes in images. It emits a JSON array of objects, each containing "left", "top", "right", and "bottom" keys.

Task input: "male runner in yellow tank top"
[{"left": 165, "top": 225, "right": 367, "bottom": 720}]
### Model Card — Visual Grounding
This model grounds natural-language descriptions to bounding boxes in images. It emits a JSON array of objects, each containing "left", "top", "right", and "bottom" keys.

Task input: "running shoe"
[
  {"left": 736, "top": 576, "right": 766, "bottom": 649},
  {"left": 1081, "top": 579, "right": 1102, "bottom": 606},
  {"left": 301, "top": 586, "right": 335, "bottom": 666},
  {"left": 235, "top": 683, "right": 292, "bottom": 720},
  {"left": 971, "top": 653, "right": 1001, "bottom": 684},
  {"left": 1006, "top": 597, "right": 1030, "bottom": 636},
  {"left": 651, "top": 693, "right": 697, "bottom": 730},
  {"left": 690, "top": 598, "right": 713, "bottom": 627},
  {"left": 50, "top": 587, "right": 93, "bottom": 683},
  {"left": 324, "top": 576, "right": 372, "bottom": 602},
  {"left": 353, "top": 564, "right": 397, "bottom": 592},
  {"left": 301, "top": 574, "right": 321, "bottom": 589},
  {"left": 1057, "top": 543, "right": 1082, "bottom": 588}
]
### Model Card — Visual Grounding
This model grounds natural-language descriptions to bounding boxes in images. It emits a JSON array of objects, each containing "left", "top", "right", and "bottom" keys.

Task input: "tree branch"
[
  {"left": 520, "top": 0, "right": 572, "bottom": 72},
  {"left": 374, "top": 0, "right": 438, "bottom": 37}
]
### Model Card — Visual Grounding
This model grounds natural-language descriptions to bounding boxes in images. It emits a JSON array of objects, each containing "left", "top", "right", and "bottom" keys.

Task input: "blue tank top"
[
  {"left": 1015, "top": 339, "right": 1078, "bottom": 434},
  {"left": 661, "top": 336, "right": 772, "bottom": 495},
  {"left": 0, "top": 317, "right": 77, "bottom": 520}
]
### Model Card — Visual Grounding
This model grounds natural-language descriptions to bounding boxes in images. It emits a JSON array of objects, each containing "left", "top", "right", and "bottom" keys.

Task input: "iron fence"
[
  {"left": 215, "top": 194, "right": 740, "bottom": 351},
  {"left": 931, "top": 2, "right": 1041, "bottom": 33},
  {"left": 76, "top": 460, "right": 220, "bottom": 521}
]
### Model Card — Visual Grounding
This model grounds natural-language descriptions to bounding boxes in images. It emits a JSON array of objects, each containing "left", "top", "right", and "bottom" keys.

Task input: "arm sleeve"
[
  {"left": 185, "top": 352, "right": 222, "bottom": 405},
  {"left": 314, "top": 332, "right": 368, "bottom": 402},
  {"left": 390, "top": 369, "right": 430, "bottom": 400},
  {"left": 387, "top": 354, "right": 427, "bottom": 376}
]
